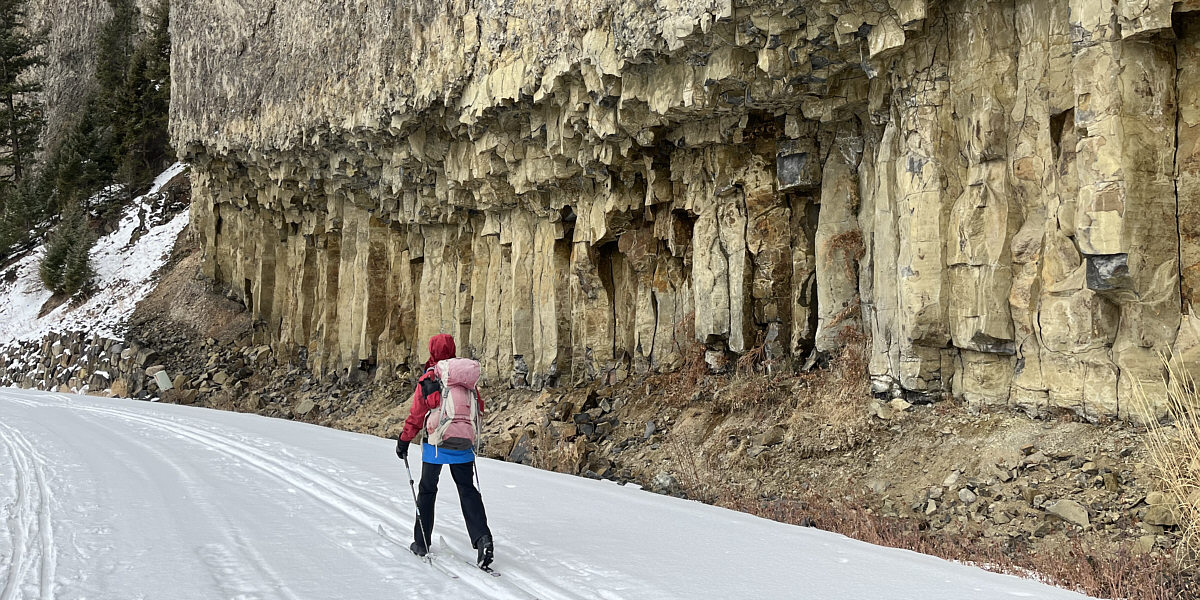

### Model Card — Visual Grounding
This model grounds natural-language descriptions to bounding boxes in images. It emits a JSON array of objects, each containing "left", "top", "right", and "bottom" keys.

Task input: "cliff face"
[
  {"left": 26, "top": 0, "right": 110, "bottom": 152},
  {"left": 27, "top": 0, "right": 160, "bottom": 155},
  {"left": 172, "top": 0, "right": 1200, "bottom": 419}
]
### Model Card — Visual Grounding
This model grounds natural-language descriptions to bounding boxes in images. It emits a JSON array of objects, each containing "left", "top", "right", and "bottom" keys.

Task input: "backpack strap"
[{"left": 418, "top": 376, "right": 439, "bottom": 399}]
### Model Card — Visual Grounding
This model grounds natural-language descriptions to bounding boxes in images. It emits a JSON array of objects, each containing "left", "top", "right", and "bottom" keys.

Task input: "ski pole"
[{"left": 403, "top": 455, "right": 432, "bottom": 563}]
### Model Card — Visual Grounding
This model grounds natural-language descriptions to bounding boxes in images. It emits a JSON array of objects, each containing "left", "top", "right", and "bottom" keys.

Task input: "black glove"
[{"left": 396, "top": 438, "right": 409, "bottom": 461}]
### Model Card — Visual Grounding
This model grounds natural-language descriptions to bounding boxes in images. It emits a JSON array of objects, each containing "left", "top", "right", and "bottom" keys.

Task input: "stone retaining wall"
[{"left": 0, "top": 330, "right": 166, "bottom": 398}]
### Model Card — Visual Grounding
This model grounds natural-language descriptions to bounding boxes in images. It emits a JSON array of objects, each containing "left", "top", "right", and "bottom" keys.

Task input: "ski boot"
[{"left": 475, "top": 534, "right": 494, "bottom": 569}]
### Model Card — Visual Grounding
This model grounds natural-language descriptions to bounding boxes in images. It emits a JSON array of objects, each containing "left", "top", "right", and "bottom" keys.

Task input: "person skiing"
[{"left": 395, "top": 333, "right": 494, "bottom": 569}]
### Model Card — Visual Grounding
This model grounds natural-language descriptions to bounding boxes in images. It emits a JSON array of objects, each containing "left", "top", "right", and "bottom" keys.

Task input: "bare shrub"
[
  {"left": 648, "top": 341, "right": 711, "bottom": 407},
  {"left": 1130, "top": 358, "right": 1200, "bottom": 568},
  {"left": 786, "top": 328, "right": 871, "bottom": 434}
]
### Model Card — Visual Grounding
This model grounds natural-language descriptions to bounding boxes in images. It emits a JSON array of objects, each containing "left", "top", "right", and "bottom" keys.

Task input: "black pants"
[{"left": 413, "top": 461, "right": 491, "bottom": 549}]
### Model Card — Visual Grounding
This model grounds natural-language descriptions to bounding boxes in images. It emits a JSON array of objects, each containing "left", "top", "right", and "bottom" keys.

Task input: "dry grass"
[
  {"left": 648, "top": 341, "right": 710, "bottom": 407},
  {"left": 657, "top": 333, "right": 1192, "bottom": 599},
  {"left": 734, "top": 330, "right": 768, "bottom": 377},
  {"left": 826, "top": 229, "right": 865, "bottom": 279},
  {"left": 1129, "top": 358, "right": 1200, "bottom": 568},
  {"left": 786, "top": 328, "right": 871, "bottom": 432}
]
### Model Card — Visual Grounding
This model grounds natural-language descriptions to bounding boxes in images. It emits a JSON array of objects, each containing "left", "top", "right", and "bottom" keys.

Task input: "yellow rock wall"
[{"left": 173, "top": 0, "right": 1200, "bottom": 418}]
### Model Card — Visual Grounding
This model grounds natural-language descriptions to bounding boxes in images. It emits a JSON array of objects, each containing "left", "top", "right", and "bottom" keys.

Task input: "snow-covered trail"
[{"left": 0, "top": 390, "right": 1095, "bottom": 600}]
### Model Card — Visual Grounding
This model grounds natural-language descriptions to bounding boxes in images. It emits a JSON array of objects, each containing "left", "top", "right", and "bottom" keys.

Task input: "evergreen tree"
[
  {"left": 38, "top": 215, "right": 73, "bottom": 292},
  {"left": 0, "top": 0, "right": 44, "bottom": 185},
  {"left": 38, "top": 203, "right": 93, "bottom": 297},
  {"left": 0, "top": 175, "right": 46, "bottom": 255},
  {"left": 95, "top": 0, "right": 137, "bottom": 104},
  {"left": 60, "top": 221, "right": 95, "bottom": 296},
  {"left": 7, "top": 0, "right": 173, "bottom": 272},
  {"left": 119, "top": 0, "right": 171, "bottom": 193}
]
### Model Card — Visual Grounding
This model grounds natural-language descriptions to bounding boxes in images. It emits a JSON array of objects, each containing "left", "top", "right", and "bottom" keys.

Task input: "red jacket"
[{"left": 399, "top": 367, "right": 485, "bottom": 443}]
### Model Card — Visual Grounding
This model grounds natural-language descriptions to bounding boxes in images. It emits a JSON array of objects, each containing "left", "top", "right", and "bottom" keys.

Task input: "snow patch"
[{"left": 0, "top": 163, "right": 190, "bottom": 344}]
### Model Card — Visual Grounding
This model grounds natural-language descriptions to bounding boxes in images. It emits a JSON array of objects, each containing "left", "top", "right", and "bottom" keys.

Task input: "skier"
[{"left": 395, "top": 333, "right": 494, "bottom": 569}]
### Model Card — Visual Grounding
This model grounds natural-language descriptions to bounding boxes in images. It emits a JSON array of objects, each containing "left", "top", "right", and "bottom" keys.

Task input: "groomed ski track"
[{"left": 0, "top": 389, "right": 1096, "bottom": 599}]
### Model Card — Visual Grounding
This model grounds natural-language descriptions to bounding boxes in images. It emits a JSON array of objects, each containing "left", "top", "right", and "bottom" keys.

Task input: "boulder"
[
  {"left": 1046, "top": 499, "right": 1090, "bottom": 528},
  {"left": 1144, "top": 505, "right": 1178, "bottom": 528},
  {"left": 109, "top": 378, "right": 130, "bottom": 398},
  {"left": 651, "top": 472, "right": 681, "bottom": 496},
  {"left": 753, "top": 424, "right": 786, "bottom": 447}
]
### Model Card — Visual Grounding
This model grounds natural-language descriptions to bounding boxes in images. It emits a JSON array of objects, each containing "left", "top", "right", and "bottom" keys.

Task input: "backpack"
[{"left": 422, "top": 358, "right": 483, "bottom": 451}]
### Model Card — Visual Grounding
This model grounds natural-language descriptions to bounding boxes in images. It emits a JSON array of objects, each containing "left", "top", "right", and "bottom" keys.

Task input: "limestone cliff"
[{"left": 172, "top": 0, "right": 1200, "bottom": 419}]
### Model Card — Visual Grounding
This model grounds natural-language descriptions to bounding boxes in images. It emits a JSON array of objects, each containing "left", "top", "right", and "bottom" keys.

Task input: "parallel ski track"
[
  {"left": 0, "top": 413, "right": 56, "bottom": 600},
  {"left": 47, "top": 395, "right": 551, "bottom": 600}
]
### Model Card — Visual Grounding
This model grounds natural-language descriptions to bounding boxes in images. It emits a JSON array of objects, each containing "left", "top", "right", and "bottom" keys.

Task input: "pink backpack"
[{"left": 423, "top": 358, "right": 483, "bottom": 451}]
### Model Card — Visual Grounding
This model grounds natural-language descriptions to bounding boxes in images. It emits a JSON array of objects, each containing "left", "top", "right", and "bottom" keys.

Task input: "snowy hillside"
[
  {"left": 0, "top": 163, "right": 189, "bottom": 344},
  {"left": 0, "top": 389, "right": 1097, "bottom": 600}
]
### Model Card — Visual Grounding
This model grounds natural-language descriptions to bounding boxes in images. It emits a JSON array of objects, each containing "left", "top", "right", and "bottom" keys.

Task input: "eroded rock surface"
[
  {"left": 27, "top": 0, "right": 161, "bottom": 153},
  {"left": 172, "top": 0, "right": 1200, "bottom": 419}
]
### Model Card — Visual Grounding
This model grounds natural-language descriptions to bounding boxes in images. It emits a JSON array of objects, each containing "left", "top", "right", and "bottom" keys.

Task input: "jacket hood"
[{"left": 424, "top": 334, "right": 456, "bottom": 369}]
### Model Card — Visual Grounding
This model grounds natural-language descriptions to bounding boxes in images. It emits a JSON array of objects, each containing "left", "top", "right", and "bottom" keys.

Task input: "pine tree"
[
  {"left": 0, "top": 0, "right": 44, "bottom": 185},
  {"left": 95, "top": 0, "right": 137, "bottom": 103},
  {"left": 38, "top": 215, "right": 72, "bottom": 292},
  {"left": 38, "top": 203, "right": 94, "bottom": 296},
  {"left": 60, "top": 220, "right": 95, "bottom": 297},
  {"left": 119, "top": 0, "right": 171, "bottom": 194}
]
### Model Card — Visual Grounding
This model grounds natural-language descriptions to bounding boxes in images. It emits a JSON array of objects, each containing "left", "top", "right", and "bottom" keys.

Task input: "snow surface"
[
  {"left": 0, "top": 162, "right": 190, "bottom": 344},
  {"left": 0, "top": 389, "right": 1097, "bottom": 600}
]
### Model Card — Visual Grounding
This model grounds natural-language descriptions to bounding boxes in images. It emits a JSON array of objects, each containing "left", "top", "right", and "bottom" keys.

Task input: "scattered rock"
[
  {"left": 942, "top": 471, "right": 961, "bottom": 488},
  {"left": 651, "top": 472, "right": 681, "bottom": 496},
  {"left": 295, "top": 398, "right": 315, "bottom": 416},
  {"left": 753, "top": 424, "right": 786, "bottom": 447},
  {"left": 871, "top": 400, "right": 894, "bottom": 420},
  {"left": 1023, "top": 451, "right": 1047, "bottom": 466},
  {"left": 866, "top": 479, "right": 890, "bottom": 495},
  {"left": 1144, "top": 505, "right": 1178, "bottom": 528},
  {"left": 1046, "top": 499, "right": 1090, "bottom": 529},
  {"left": 958, "top": 488, "right": 978, "bottom": 505},
  {"left": 1103, "top": 472, "right": 1120, "bottom": 493},
  {"left": 508, "top": 431, "right": 533, "bottom": 464}
]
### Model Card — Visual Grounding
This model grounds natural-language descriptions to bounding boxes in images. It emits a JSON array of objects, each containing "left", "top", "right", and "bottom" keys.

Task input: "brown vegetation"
[
  {"left": 659, "top": 334, "right": 1191, "bottom": 600},
  {"left": 1130, "top": 359, "right": 1200, "bottom": 570}
]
